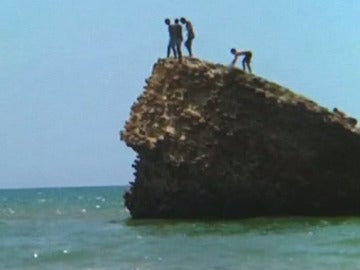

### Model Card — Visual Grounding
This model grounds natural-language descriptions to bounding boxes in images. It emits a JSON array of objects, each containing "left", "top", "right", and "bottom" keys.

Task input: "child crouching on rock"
[{"left": 230, "top": 48, "right": 252, "bottom": 73}]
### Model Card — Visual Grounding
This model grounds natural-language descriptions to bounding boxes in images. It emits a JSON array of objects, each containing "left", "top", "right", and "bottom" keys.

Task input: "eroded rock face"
[{"left": 121, "top": 58, "right": 360, "bottom": 218}]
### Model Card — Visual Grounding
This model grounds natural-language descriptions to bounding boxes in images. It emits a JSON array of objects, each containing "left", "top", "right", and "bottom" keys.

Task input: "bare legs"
[
  {"left": 184, "top": 38, "right": 193, "bottom": 57},
  {"left": 242, "top": 59, "right": 252, "bottom": 73}
]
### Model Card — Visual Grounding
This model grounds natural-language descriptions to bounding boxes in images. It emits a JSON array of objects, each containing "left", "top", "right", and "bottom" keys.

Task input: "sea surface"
[{"left": 1, "top": 186, "right": 360, "bottom": 270}]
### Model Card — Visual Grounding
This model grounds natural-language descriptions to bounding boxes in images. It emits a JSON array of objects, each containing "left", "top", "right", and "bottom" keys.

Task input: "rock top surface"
[{"left": 121, "top": 57, "right": 360, "bottom": 218}]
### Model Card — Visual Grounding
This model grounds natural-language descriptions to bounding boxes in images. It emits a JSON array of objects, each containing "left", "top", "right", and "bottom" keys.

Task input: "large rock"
[{"left": 120, "top": 58, "right": 360, "bottom": 218}]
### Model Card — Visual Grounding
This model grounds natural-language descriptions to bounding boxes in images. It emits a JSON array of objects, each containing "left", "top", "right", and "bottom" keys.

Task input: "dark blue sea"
[{"left": 1, "top": 186, "right": 360, "bottom": 269}]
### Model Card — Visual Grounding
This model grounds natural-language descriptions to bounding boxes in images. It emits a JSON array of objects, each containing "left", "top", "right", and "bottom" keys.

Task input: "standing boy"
[
  {"left": 180, "top": 17, "right": 195, "bottom": 57},
  {"left": 173, "top": 18, "right": 183, "bottom": 61},
  {"left": 165, "top": 18, "right": 177, "bottom": 58}
]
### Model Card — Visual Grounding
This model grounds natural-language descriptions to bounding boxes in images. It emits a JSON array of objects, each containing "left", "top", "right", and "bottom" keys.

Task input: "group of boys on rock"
[
  {"left": 165, "top": 17, "right": 252, "bottom": 73},
  {"left": 165, "top": 17, "right": 194, "bottom": 61}
]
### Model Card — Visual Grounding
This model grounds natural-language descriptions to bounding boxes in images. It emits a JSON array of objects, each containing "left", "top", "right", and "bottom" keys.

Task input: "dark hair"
[
  {"left": 180, "top": 17, "right": 186, "bottom": 23},
  {"left": 230, "top": 48, "right": 236, "bottom": 54},
  {"left": 165, "top": 18, "right": 170, "bottom": 24},
  {"left": 175, "top": 18, "right": 179, "bottom": 23}
]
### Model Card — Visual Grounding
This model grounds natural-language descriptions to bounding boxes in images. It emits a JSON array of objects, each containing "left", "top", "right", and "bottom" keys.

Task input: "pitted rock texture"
[{"left": 121, "top": 58, "right": 360, "bottom": 218}]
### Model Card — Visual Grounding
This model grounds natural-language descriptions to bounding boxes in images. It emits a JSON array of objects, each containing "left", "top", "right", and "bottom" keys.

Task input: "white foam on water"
[
  {"left": 38, "top": 198, "right": 47, "bottom": 204},
  {"left": 63, "top": 249, "right": 69, "bottom": 254},
  {"left": 96, "top": 205, "right": 101, "bottom": 209},
  {"left": 7, "top": 208, "right": 15, "bottom": 215},
  {"left": 33, "top": 253, "right": 38, "bottom": 258},
  {"left": 56, "top": 209, "right": 63, "bottom": 215},
  {"left": 81, "top": 208, "right": 87, "bottom": 213},
  {"left": 320, "top": 220, "right": 329, "bottom": 225},
  {"left": 96, "top": 196, "right": 106, "bottom": 202}
]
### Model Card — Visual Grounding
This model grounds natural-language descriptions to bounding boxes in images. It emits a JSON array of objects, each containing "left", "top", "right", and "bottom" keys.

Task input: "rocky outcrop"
[{"left": 121, "top": 58, "right": 360, "bottom": 219}]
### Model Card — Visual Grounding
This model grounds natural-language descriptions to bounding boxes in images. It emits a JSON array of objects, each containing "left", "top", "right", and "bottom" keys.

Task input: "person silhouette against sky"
[
  {"left": 230, "top": 48, "right": 252, "bottom": 73},
  {"left": 165, "top": 18, "right": 177, "bottom": 58},
  {"left": 173, "top": 18, "right": 183, "bottom": 61},
  {"left": 180, "top": 17, "right": 195, "bottom": 57}
]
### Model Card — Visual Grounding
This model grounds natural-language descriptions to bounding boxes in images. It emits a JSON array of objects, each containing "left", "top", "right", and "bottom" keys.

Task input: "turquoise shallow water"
[{"left": 1, "top": 186, "right": 360, "bottom": 269}]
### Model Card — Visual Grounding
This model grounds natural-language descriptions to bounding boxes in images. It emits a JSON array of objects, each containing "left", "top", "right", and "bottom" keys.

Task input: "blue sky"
[{"left": 1, "top": 1, "right": 359, "bottom": 188}]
